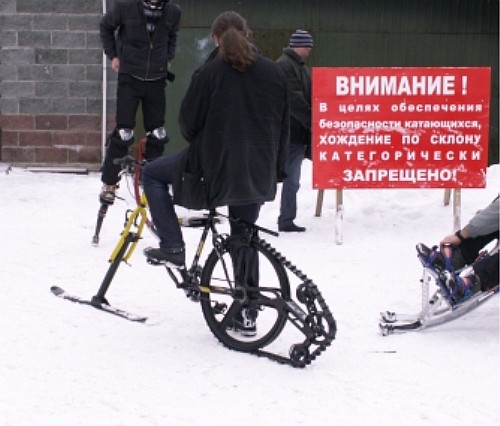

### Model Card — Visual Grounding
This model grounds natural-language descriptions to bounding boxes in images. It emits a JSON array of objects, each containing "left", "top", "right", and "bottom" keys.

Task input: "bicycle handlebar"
[{"left": 112, "top": 155, "right": 138, "bottom": 168}]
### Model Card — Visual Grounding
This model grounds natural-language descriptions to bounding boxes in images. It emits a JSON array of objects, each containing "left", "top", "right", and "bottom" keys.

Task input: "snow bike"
[
  {"left": 55, "top": 156, "right": 337, "bottom": 367},
  {"left": 379, "top": 243, "right": 499, "bottom": 335}
]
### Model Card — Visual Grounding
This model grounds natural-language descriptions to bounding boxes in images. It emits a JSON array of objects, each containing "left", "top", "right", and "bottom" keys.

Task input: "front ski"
[
  {"left": 379, "top": 286, "right": 499, "bottom": 335},
  {"left": 50, "top": 285, "right": 148, "bottom": 323}
]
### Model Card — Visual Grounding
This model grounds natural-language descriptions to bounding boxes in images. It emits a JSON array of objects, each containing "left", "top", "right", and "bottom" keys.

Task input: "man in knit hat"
[{"left": 276, "top": 29, "right": 313, "bottom": 232}]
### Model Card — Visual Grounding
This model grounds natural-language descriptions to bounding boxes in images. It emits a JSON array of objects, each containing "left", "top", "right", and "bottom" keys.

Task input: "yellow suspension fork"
[
  {"left": 92, "top": 192, "right": 150, "bottom": 304},
  {"left": 109, "top": 192, "right": 149, "bottom": 263}
]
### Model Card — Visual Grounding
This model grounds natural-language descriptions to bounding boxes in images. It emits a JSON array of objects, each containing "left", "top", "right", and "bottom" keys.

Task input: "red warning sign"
[{"left": 312, "top": 67, "right": 491, "bottom": 189}]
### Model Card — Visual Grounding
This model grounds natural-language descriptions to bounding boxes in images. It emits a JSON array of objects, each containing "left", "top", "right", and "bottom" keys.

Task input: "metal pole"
[
  {"left": 453, "top": 189, "right": 461, "bottom": 231},
  {"left": 335, "top": 189, "right": 344, "bottom": 245},
  {"left": 101, "top": 0, "right": 107, "bottom": 160}
]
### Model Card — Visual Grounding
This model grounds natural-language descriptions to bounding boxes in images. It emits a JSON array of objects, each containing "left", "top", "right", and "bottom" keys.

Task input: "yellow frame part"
[{"left": 108, "top": 192, "right": 149, "bottom": 263}]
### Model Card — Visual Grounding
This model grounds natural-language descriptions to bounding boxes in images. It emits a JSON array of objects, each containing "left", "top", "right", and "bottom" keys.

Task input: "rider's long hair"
[{"left": 211, "top": 11, "right": 257, "bottom": 72}]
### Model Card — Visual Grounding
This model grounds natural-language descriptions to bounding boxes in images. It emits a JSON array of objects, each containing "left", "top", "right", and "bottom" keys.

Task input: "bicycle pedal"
[
  {"left": 212, "top": 302, "right": 227, "bottom": 315},
  {"left": 146, "top": 256, "right": 165, "bottom": 266},
  {"left": 184, "top": 289, "right": 200, "bottom": 302}
]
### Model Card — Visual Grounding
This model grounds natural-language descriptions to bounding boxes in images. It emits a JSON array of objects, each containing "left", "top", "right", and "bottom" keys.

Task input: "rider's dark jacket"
[{"left": 177, "top": 47, "right": 290, "bottom": 209}]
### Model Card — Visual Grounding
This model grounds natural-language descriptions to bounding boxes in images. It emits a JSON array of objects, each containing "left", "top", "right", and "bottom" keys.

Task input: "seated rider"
[{"left": 417, "top": 196, "right": 499, "bottom": 302}]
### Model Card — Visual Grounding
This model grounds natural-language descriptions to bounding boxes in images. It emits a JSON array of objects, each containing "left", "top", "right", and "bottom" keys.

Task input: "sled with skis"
[{"left": 379, "top": 243, "right": 499, "bottom": 336}]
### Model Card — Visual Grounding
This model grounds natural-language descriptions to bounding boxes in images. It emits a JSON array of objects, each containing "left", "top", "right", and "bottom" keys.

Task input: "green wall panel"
[
  {"left": 164, "top": 28, "right": 215, "bottom": 153},
  {"left": 137, "top": 0, "right": 498, "bottom": 163}
]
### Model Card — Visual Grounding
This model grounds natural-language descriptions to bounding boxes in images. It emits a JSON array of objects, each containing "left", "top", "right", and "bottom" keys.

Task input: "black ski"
[{"left": 50, "top": 285, "right": 148, "bottom": 323}]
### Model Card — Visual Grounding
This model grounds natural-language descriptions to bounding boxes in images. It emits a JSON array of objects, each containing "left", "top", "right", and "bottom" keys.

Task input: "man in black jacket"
[
  {"left": 276, "top": 30, "right": 313, "bottom": 232},
  {"left": 98, "top": 0, "right": 181, "bottom": 205}
]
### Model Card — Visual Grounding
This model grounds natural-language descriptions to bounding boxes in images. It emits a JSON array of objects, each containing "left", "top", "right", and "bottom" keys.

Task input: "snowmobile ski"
[{"left": 50, "top": 285, "right": 148, "bottom": 323}]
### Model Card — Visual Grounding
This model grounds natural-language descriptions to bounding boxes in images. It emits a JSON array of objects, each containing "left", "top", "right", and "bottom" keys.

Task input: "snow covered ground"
[{"left": 0, "top": 160, "right": 498, "bottom": 425}]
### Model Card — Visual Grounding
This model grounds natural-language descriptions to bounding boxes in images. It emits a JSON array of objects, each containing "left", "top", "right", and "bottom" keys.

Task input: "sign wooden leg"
[
  {"left": 335, "top": 189, "right": 344, "bottom": 245},
  {"left": 315, "top": 189, "right": 324, "bottom": 217},
  {"left": 443, "top": 188, "right": 451, "bottom": 206},
  {"left": 453, "top": 188, "right": 461, "bottom": 231}
]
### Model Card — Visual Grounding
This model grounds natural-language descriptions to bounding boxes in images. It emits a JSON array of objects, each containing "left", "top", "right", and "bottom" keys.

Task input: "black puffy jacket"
[{"left": 100, "top": 0, "right": 181, "bottom": 80}]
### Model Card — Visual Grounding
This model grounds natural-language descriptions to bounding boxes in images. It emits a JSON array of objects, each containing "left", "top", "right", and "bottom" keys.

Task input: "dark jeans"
[
  {"left": 473, "top": 252, "right": 499, "bottom": 291},
  {"left": 142, "top": 151, "right": 262, "bottom": 252},
  {"left": 227, "top": 204, "right": 261, "bottom": 296},
  {"left": 461, "top": 231, "right": 499, "bottom": 264},
  {"left": 228, "top": 204, "right": 261, "bottom": 236},
  {"left": 462, "top": 231, "right": 500, "bottom": 290},
  {"left": 278, "top": 141, "right": 306, "bottom": 226},
  {"left": 142, "top": 151, "right": 185, "bottom": 251}
]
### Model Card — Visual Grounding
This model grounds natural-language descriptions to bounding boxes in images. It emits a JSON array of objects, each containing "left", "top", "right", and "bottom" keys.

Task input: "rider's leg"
[
  {"left": 142, "top": 151, "right": 186, "bottom": 266},
  {"left": 228, "top": 203, "right": 261, "bottom": 236},
  {"left": 460, "top": 231, "right": 499, "bottom": 264},
  {"left": 227, "top": 203, "right": 261, "bottom": 287},
  {"left": 443, "top": 251, "right": 498, "bottom": 302},
  {"left": 227, "top": 203, "right": 261, "bottom": 335},
  {"left": 471, "top": 252, "right": 499, "bottom": 291}
]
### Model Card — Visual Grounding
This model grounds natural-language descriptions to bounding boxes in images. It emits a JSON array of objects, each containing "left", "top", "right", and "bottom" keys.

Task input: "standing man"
[
  {"left": 98, "top": 0, "right": 181, "bottom": 205},
  {"left": 276, "top": 29, "right": 313, "bottom": 232}
]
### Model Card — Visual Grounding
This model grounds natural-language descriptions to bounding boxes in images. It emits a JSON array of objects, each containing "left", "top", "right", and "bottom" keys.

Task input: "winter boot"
[{"left": 442, "top": 271, "right": 481, "bottom": 303}]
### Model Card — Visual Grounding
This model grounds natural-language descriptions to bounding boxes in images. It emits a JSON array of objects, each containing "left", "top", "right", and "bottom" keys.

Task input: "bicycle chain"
[{"left": 253, "top": 239, "right": 337, "bottom": 368}]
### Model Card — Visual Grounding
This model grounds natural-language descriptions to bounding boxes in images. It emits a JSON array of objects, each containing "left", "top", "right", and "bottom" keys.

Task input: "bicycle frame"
[
  {"left": 163, "top": 209, "right": 243, "bottom": 300},
  {"left": 92, "top": 187, "right": 270, "bottom": 305}
]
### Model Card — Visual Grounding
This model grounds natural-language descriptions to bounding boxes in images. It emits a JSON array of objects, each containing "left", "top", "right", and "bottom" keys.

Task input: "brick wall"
[{"left": 0, "top": 0, "right": 116, "bottom": 167}]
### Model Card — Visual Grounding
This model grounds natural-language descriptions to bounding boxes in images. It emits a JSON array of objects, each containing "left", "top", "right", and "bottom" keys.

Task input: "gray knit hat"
[{"left": 289, "top": 29, "right": 313, "bottom": 48}]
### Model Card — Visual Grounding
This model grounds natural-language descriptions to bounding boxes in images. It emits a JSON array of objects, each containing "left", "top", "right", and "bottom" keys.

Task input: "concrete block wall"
[{"left": 0, "top": 0, "right": 115, "bottom": 166}]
